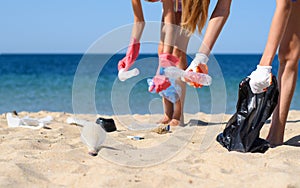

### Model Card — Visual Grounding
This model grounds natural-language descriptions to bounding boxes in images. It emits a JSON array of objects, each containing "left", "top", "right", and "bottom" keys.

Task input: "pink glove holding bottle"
[{"left": 148, "top": 53, "right": 179, "bottom": 93}]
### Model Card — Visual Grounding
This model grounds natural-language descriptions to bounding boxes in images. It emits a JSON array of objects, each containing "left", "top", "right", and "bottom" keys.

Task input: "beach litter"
[
  {"left": 152, "top": 124, "right": 170, "bottom": 134},
  {"left": 67, "top": 117, "right": 106, "bottom": 156},
  {"left": 6, "top": 111, "right": 53, "bottom": 129},
  {"left": 127, "top": 135, "right": 144, "bottom": 140},
  {"left": 118, "top": 68, "right": 140, "bottom": 81},
  {"left": 96, "top": 117, "right": 117, "bottom": 132}
]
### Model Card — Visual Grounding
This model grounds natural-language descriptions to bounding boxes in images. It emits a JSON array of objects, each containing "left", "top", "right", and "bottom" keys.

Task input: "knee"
[
  {"left": 173, "top": 49, "right": 187, "bottom": 69},
  {"left": 278, "top": 44, "right": 300, "bottom": 65}
]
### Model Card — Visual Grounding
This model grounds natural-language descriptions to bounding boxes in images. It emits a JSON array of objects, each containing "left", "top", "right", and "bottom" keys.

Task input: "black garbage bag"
[{"left": 217, "top": 75, "right": 279, "bottom": 153}]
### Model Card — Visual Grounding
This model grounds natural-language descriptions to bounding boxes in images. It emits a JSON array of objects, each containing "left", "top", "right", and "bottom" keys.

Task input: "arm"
[
  {"left": 249, "top": 0, "right": 292, "bottom": 93},
  {"left": 186, "top": 0, "right": 231, "bottom": 84},
  {"left": 199, "top": 0, "right": 232, "bottom": 56},
  {"left": 131, "top": 0, "right": 145, "bottom": 41},
  {"left": 118, "top": 0, "right": 145, "bottom": 72},
  {"left": 161, "top": 0, "right": 176, "bottom": 54}
]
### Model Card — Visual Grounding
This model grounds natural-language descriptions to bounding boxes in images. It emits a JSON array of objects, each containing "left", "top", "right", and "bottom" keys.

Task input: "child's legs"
[
  {"left": 170, "top": 26, "right": 190, "bottom": 125},
  {"left": 170, "top": 48, "right": 188, "bottom": 126},
  {"left": 161, "top": 0, "right": 175, "bottom": 54},
  {"left": 268, "top": 1, "right": 300, "bottom": 146},
  {"left": 158, "top": 16, "right": 173, "bottom": 124}
]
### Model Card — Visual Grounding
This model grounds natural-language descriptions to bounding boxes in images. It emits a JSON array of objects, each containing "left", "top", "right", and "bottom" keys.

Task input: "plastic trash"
[
  {"left": 96, "top": 117, "right": 117, "bottom": 132},
  {"left": 159, "top": 79, "right": 181, "bottom": 103},
  {"left": 164, "top": 66, "right": 212, "bottom": 86},
  {"left": 80, "top": 121, "right": 106, "bottom": 156},
  {"left": 147, "top": 78, "right": 156, "bottom": 93},
  {"left": 118, "top": 68, "right": 140, "bottom": 81},
  {"left": 216, "top": 76, "right": 279, "bottom": 153},
  {"left": 6, "top": 113, "right": 53, "bottom": 129},
  {"left": 127, "top": 135, "right": 144, "bottom": 140},
  {"left": 147, "top": 78, "right": 181, "bottom": 103},
  {"left": 66, "top": 117, "right": 90, "bottom": 126},
  {"left": 66, "top": 117, "right": 107, "bottom": 156}
]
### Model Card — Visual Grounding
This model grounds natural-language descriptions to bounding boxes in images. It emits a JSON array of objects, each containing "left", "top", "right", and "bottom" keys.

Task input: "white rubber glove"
[
  {"left": 186, "top": 53, "right": 209, "bottom": 72},
  {"left": 248, "top": 65, "right": 272, "bottom": 94},
  {"left": 184, "top": 53, "right": 209, "bottom": 88}
]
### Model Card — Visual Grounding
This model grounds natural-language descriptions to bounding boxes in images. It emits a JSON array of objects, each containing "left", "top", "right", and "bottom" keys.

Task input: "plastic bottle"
[
  {"left": 118, "top": 68, "right": 140, "bottom": 81},
  {"left": 164, "top": 66, "right": 212, "bottom": 86}
]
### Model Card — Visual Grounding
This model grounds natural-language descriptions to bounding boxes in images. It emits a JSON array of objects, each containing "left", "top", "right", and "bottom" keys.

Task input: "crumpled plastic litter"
[
  {"left": 66, "top": 117, "right": 106, "bottom": 156},
  {"left": 6, "top": 112, "right": 53, "bottom": 129}
]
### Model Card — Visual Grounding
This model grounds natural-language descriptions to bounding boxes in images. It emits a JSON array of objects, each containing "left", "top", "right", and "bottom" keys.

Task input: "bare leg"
[
  {"left": 158, "top": 39, "right": 174, "bottom": 124},
  {"left": 157, "top": 9, "right": 174, "bottom": 124},
  {"left": 161, "top": 0, "right": 175, "bottom": 54},
  {"left": 170, "top": 47, "right": 188, "bottom": 126},
  {"left": 169, "top": 11, "right": 189, "bottom": 126},
  {"left": 267, "top": 1, "right": 300, "bottom": 146}
]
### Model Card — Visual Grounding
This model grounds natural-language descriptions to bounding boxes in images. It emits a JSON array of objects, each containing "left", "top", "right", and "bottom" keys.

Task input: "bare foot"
[
  {"left": 169, "top": 119, "right": 180, "bottom": 126},
  {"left": 157, "top": 115, "right": 171, "bottom": 124}
]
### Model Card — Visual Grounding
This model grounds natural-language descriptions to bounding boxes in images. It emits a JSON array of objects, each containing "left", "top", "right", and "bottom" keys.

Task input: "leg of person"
[
  {"left": 268, "top": 1, "right": 300, "bottom": 146},
  {"left": 169, "top": 48, "right": 188, "bottom": 126},
  {"left": 158, "top": 11, "right": 174, "bottom": 124},
  {"left": 169, "top": 11, "right": 190, "bottom": 126},
  {"left": 161, "top": 0, "right": 175, "bottom": 54}
]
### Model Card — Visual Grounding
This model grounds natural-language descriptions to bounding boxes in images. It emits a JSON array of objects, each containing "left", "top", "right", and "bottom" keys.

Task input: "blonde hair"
[{"left": 181, "top": 0, "right": 210, "bottom": 35}]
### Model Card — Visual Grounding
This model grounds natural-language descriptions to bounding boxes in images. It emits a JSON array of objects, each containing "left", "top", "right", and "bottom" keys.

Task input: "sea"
[{"left": 0, "top": 54, "right": 299, "bottom": 115}]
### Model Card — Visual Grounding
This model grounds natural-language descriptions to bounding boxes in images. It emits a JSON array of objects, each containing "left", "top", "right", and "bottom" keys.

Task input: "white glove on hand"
[
  {"left": 186, "top": 53, "right": 209, "bottom": 72},
  {"left": 248, "top": 65, "right": 272, "bottom": 94}
]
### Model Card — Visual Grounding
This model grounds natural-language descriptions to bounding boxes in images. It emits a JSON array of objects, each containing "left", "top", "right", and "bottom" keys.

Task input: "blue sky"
[{"left": 0, "top": 0, "right": 275, "bottom": 54}]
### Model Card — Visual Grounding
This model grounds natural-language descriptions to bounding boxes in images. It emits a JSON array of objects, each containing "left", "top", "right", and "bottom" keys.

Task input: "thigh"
[{"left": 279, "top": 1, "right": 300, "bottom": 60}]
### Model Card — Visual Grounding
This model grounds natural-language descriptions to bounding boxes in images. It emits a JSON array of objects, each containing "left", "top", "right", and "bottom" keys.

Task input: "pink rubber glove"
[
  {"left": 118, "top": 38, "right": 140, "bottom": 71},
  {"left": 149, "top": 53, "right": 179, "bottom": 93},
  {"left": 149, "top": 75, "right": 171, "bottom": 93},
  {"left": 159, "top": 53, "right": 180, "bottom": 68}
]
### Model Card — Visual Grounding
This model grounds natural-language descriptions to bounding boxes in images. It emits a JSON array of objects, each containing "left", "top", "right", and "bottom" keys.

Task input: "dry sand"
[{"left": 0, "top": 110, "right": 299, "bottom": 188}]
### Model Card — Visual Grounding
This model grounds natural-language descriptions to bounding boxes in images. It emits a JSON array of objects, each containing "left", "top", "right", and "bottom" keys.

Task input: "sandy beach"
[{"left": 0, "top": 110, "right": 299, "bottom": 188}]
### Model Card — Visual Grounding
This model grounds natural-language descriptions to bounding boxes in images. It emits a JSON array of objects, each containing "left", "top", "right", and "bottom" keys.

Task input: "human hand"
[
  {"left": 148, "top": 54, "right": 178, "bottom": 93},
  {"left": 148, "top": 75, "right": 171, "bottom": 93},
  {"left": 118, "top": 38, "right": 140, "bottom": 71},
  {"left": 159, "top": 53, "right": 180, "bottom": 68},
  {"left": 248, "top": 65, "right": 272, "bottom": 94},
  {"left": 185, "top": 53, "right": 209, "bottom": 88}
]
